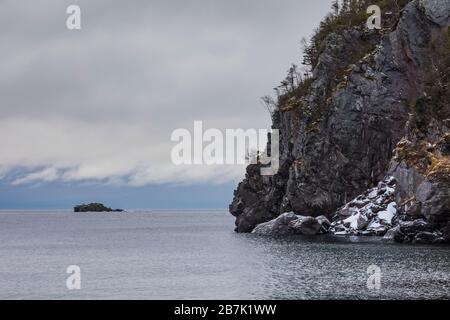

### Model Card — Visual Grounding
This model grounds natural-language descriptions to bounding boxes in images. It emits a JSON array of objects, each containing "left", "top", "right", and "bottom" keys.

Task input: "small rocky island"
[{"left": 74, "top": 203, "right": 124, "bottom": 213}]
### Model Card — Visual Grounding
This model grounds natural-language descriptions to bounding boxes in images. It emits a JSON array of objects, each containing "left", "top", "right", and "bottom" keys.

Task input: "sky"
[{"left": 0, "top": 0, "right": 333, "bottom": 209}]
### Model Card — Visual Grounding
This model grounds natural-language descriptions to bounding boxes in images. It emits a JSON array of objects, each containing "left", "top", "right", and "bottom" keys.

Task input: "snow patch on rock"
[{"left": 330, "top": 177, "right": 398, "bottom": 236}]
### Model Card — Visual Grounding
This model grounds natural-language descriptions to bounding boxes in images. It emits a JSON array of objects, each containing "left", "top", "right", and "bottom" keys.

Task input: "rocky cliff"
[{"left": 230, "top": 0, "right": 450, "bottom": 243}]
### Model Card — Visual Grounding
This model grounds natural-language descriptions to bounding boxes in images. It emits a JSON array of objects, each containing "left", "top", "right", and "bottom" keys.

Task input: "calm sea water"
[{"left": 0, "top": 210, "right": 449, "bottom": 300}]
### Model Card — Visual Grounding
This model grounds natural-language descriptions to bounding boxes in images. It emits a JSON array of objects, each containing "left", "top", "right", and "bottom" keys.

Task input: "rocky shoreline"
[
  {"left": 230, "top": 0, "right": 450, "bottom": 245},
  {"left": 251, "top": 176, "right": 449, "bottom": 244}
]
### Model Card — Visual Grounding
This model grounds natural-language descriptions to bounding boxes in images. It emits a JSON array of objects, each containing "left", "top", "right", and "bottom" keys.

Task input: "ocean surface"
[{"left": 0, "top": 209, "right": 449, "bottom": 300}]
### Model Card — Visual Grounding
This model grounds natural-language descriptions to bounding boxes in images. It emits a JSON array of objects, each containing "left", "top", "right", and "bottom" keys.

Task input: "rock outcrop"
[
  {"left": 382, "top": 219, "right": 445, "bottom": 244},
  {"left": 74, "top": 203, "right": 124, "bottom": 213},
  {"left": 252, "top": 212, "right": 329, "bottom": 236},
  {"left": 230, "top": 0, "right": 450, "bottom": 244},
  {"left": 330, "top": 177, "right": 397, "bottom": 236}
]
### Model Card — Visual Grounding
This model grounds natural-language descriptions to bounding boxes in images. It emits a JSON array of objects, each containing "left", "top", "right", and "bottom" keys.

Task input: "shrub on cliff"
[
  {"left": 271, "top": 0, "right": 410, "bottom": 122},
  {"left": 302, "top": 0, "right": 409, "bottom": 72}
]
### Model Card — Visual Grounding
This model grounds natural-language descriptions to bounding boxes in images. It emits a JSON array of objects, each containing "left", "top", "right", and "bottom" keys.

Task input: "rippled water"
[{"left": 0, "top": 210, "right": 449, "bottom": 299}]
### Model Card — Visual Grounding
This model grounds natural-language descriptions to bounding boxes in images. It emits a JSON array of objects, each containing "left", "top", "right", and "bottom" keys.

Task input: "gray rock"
[
  {"left": 333, "top": 224, "right": 347, "bottom": 233},
  {"left": 399, "top": 219, "right": 433, "bottom": 235},
  {"left": 405, "top": 201, "right": 423, "bottom": 218},
  {"left": 316, "top": 215, "right": 331, "bottom": 233},
  {"left": 390, "top": 162, "right": 425, "bottom": 203},
  {"left": 420, "top": 0, "right": 450, "bottom": 26},
  {"left": 391, "top": 163, "right": 450, "bottom": 234},
  {"left": 383, "top": 226, "right": 404, "bottom": 242},
  {"left": 251, "top": 212, "right": 298, "bottom": 236},
  {"left": 289, "top": 216, "right": 322, "bottom": 235},
  {"left": 372, "top": 225, "right": 390, "bottom": 237},
  {"left": 416, "top": 181, "right": 434, "bottom": 203},
  {"left": 442, "top": 223, "right": 450, "bottom": 243},
  {"left": 420, "top": 183, "right": 450, "bottom": 223},
  {"left": 413, "top": 231, "right": 444, "bottom": 244},
  {"left": 251, "top": 213, "right": 325, "bottom": 236}
]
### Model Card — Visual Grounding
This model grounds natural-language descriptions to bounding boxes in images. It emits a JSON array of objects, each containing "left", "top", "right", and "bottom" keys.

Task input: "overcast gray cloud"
[{"left": 0, "top": 0, "right": 332, "bottom": 186}]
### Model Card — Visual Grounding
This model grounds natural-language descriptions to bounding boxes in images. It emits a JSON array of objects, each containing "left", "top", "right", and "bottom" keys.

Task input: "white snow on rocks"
[
  {"left": 251, "top": 177, "right": 399, "bottom": 238},
  {"left": 378, "top": 202, "right": 396, "bottom": 224},
  {"left": 329, "top": 177, "right": 398, "bottom": 236}
]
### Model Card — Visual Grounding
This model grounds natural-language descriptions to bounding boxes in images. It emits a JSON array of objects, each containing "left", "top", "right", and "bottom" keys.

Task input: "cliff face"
[{"left": 230, "top": 0, "right": 450, "bottom": 238}]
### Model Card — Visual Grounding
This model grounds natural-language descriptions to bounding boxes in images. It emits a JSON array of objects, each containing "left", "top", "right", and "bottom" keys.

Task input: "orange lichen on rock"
[
  {"left": 394, "top": 136, "right": 450, "bottom": 183},
  {"left": 394, "top": 139, "right": 434, "bottom": 173},
  {"left": 426, "top": 156, "right": 450, "bottom": 182}
]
